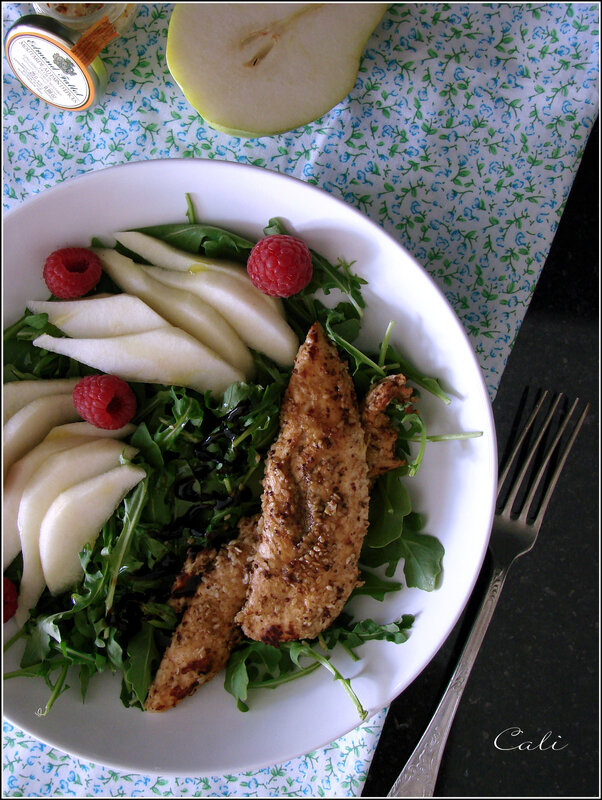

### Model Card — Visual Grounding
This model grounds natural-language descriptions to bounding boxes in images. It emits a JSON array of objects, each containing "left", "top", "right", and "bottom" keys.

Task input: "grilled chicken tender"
[
  {"left": 237, "top": 322, "right": 370, "bottom": 645},
  {"left": 360, "top": 374, "right": 417, "bottom": 480},
  {"left": 145, "top": 516, "right": 259, "bottom": 712}
]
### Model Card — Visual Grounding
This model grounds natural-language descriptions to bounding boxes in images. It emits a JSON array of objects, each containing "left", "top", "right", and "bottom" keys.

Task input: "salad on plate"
[{"left": 3, "top": 194, "right": 480, "bottom": 720}]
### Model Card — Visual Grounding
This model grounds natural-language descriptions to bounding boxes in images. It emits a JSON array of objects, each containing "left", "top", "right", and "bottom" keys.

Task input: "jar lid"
[{"left": 4, "top": 14, "right": 108, "bottom": 111}]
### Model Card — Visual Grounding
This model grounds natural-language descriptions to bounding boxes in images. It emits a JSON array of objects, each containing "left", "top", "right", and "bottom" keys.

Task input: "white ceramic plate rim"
[{"left": 2, "top": 159, "right": 497, "bottom": 776}]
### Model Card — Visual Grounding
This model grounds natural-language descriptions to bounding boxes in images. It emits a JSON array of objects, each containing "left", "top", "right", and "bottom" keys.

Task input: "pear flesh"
[
  {"left": 15, "top": 439, "right": 138, "bottom": 627},
  {"left": 3, "top": 422, "right": 135, "bottom": 568},
  {"left": 94, "top": 248, "right": 254, "bottom": 377},
  {"left": 143, "top": 265, "right": 299, "bottom": 367},
  {"left": 113, "top": 230, "right": 284, "bottom": 317},
  {"left": 45, "top": 422, "right": 136, "bottom": 441},
  {"left": 4, "top": 433, "right": 99, "bottom": 569},
  {"left": 3, "top": 394, "right": 81, "bottom": 479},
  {"left": 39, "top": 464, "right": 146, "bottom": 595},
  {"left": 33, "top": 327, "right": 244, "bottom": 395},
  {"left": 26, "top": 295, "right": 170, "bottom": 338},
  {"left": 166, "top": 3, "right": 389, "bottom": 136},
  {"left": 3, "top": 377, "right": 80, "bottom": 424}
]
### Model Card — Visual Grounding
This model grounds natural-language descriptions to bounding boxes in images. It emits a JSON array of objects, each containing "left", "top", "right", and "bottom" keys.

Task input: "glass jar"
[
  {"left": 31, "top": 3, "right": 138, "bottom": 36},
  {"left": 5, "top": 14, "right": 108, "bottom": 110}
]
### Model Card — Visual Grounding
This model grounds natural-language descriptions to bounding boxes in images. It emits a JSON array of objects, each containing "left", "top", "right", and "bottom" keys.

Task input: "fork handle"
[{"left": 388, "top": 563, "right": 507, "bottom": 797}]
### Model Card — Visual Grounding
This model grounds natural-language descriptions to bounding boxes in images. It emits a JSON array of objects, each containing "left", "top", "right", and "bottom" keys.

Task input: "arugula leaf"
[
  {"left": 366, "top": 470, "right": 412, "bottom": 548},
  {"left": 130, "top": 223, "right": 255, "bottom": 262},
  {"left": 397, "top": 530, "right": 445, "bottom": 591},
  {"left": 320, "top": 613, "right": 415, "bottom": 658},
  {"left": 121, "top": 622, "right": 160, "bottom": 708},
  {"left": 350, "top": 568, "right": 403, "bottom": 601},
  {"left": 380, "top": 336, "right": 451, "bottom": 405},
  {"left": 105, "top": 478, "right": 149, "bottom": 615},
  {"left": 225, "top": 612, "right": 415, "bottom": 719},
  {"left": 3, "top": 311, "right": 91, "bottom": 381},
  {"left": 224, "top": 641, "right": 290, "bottom": 712}
]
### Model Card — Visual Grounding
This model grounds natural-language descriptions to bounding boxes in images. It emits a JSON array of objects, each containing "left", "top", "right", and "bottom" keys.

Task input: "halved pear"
[
  {"left": 94, "top": 248, "right": 254, "bottom": 376},
  {"left": 39, "top": 463, "right": 146, "bottom": 595},
  {"left": 33, "top": 327, "right": 244, "bottom": 395},
  {"left": 142, "top": 265, "right": 299, "bottom": 366},
  {"left": 3, "top": 394, "right": 81, "bottom": 479},
  {"left": 3, "top": 422, "right": 136, "bottom": 568},
  {"left": 15, "top": 439, "right": 138, "bottom": 627},
  {"left": 113, "top": 231, "right": 284, "bottom": 317},
  {"left": 26, "top": 294, "right": 170, "bottom": 338},
  {"left": 166, "top": 3, "right": 389, "bottom": 137},
  {"left": 3, "top": 377, "right": 80, "bottom": 424}
]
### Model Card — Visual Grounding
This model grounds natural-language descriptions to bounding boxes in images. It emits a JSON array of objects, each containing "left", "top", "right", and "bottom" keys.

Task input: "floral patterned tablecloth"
[{"left": 2, "top": 2, "right": 599, "bottom": 797}]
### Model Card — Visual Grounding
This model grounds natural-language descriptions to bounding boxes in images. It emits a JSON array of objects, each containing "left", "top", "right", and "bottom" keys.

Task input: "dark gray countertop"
[{"left": 363, "top": 119, "right": 599, "bottom": 798}]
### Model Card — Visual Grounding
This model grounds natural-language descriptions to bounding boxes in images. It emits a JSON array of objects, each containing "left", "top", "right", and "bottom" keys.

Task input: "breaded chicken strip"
[
  {"left": 145, "top": 515, "right": 259, "bottom": 712},
  {"left": 360, "top": 373, "right": 417, "bottom": 480},
  {"left": 237, "top": 322, "right": 370, "bottom": 645}
]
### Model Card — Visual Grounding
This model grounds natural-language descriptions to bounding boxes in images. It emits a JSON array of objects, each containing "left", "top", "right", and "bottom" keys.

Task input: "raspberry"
[
  {"left": 43, "top": 247, "right": 102, "bottom": 299},
  {"left": 4, "top": 578, "right": 18, "bottom": 623},
  {"left": 73, "top": 374, "right": 137, "bottom": 430},
  {"left": 247, "top": 234, "right": 313, "bottom": 297}
]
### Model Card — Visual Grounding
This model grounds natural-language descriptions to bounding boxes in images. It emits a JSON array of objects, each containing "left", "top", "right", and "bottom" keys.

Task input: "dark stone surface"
[{"left": 363, "top": 119, "right": 599, "bottom": 798}]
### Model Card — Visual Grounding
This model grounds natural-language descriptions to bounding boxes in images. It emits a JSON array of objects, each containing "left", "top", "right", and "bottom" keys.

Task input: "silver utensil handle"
[{"left": 388, "top": 564, "right": 507, "bottom": 797}]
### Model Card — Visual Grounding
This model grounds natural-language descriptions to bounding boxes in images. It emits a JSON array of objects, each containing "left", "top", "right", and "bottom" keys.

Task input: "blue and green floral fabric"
[{"left": 2, "top": 2, "right": 598, "bottom": 797}]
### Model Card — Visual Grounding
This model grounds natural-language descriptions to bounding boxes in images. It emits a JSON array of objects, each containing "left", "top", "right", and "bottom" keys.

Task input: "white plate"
[{"left": 2, "top": 159, "right": 497, "bottom": 776}]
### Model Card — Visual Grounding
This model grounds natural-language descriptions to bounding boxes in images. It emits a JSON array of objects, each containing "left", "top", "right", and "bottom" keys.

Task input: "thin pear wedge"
[
  {"left": 3, "top": 393, "right": 81, "bottom": 479},
  {"left": 26, "top": 295, "right": 170, "bottom": 338},
  {"left": 15, "top": 439, "right": 138, "bottom": 627},
  {"left": 3, "top": 422, "right": 135, "bottom": 567},
  {"left": 3, "top": 377, "right": 80, "bottom": 424},
  {"left": 94, "top": 248, "right": 254, "bottom": 377},
  {"left": 113, "top": 230, "right": 284, "bottom": 317},
  {"left": 39, "top": 463, "right": 146, "bottom": 595},
  {"left": 45, "top": 422, "right": 136, "bottom": 441},
  {"left": 33, "top": 327, "right": 244, "bottom": 396},
  {"left": 142, "top": 265, "right": 299, "bottom": 367}
]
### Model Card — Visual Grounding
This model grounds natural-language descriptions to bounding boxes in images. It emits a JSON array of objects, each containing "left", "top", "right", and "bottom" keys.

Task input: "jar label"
[{"left": 6, "top": 32, "right": 94, "bottom": 110}]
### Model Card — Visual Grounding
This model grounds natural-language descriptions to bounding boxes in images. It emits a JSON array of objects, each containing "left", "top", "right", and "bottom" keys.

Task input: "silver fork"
[{"left": 387, "top": 389, "right": 590, "bottom": 797}]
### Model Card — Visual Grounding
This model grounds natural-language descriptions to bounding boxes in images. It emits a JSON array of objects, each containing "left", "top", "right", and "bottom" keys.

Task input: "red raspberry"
[
  {"left": 73, "top": 374, "right": 137, "bottom": 430},
  {"left": 4, "top": 578, "right": 18, "bottom": 623},
  {"left": 247, "top": 234, "right": 313, "bottom": 297},
  {"left": 43, "top": 247, "right": 102, "bottom": 299}
]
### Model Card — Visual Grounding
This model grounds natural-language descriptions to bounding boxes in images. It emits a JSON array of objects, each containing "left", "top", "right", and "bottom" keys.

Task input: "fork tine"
[
  {"left": 503, "top": 391, "right": 564, "bottom": 514},
  {"left": 526, "top": 399, "right": 590, "bottom": 528},
  {"left": 497, "top": 389, "right": 549, "bottom": 493},
  {"left": 517, "top": 396, "right": 579, "bottom": 522}
]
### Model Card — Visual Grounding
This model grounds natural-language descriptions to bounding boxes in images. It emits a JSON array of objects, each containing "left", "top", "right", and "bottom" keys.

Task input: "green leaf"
[
  {"left": 399, "top": 530, "right": 445, "bottom": 591},
  {"left": 121, "top": 622, "right": 159, "bottom": 707},
  {"left": 366, "top": 470, "right": 412, "bottom": 548},
  {"left": 130, "top": 223, "right": 254, "bottom": 262}
]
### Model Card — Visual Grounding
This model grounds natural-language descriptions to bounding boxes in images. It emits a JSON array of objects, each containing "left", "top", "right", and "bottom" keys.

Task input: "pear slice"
[
  {"left": 26, "top": 294, "right": 170, "bottom": 338},
  {"left": 33, "top": 328, "right": 244, "bottom": 396},
  {"left": 166, "top": 3, "right": 389, "bottom": 137},
  {"left": 3, "top": 377, "right": 80, "bottom": 424},
  {"left": 3, "top": 393, "right": 81, "bottom": 479},
  {"left": 142, "top": 265, "right": 299, "bottom": 367},
  {"left": 94, "top": 248, "right": 254, "bottom": 377},
  {"left": 113, "top": 231, "right": 285, "bottom": 317},
  {"left": 45, "top": 421, "right": 136, "bottom": 441},
  {"left": 3, "top": 422, "right": 135, "bottom": 568},
  {"left": 39, "top": 464, "right": 146, "bottom": 595},
  {"left": 15, "top": 439, "right": 138, "bottom": 627}
]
